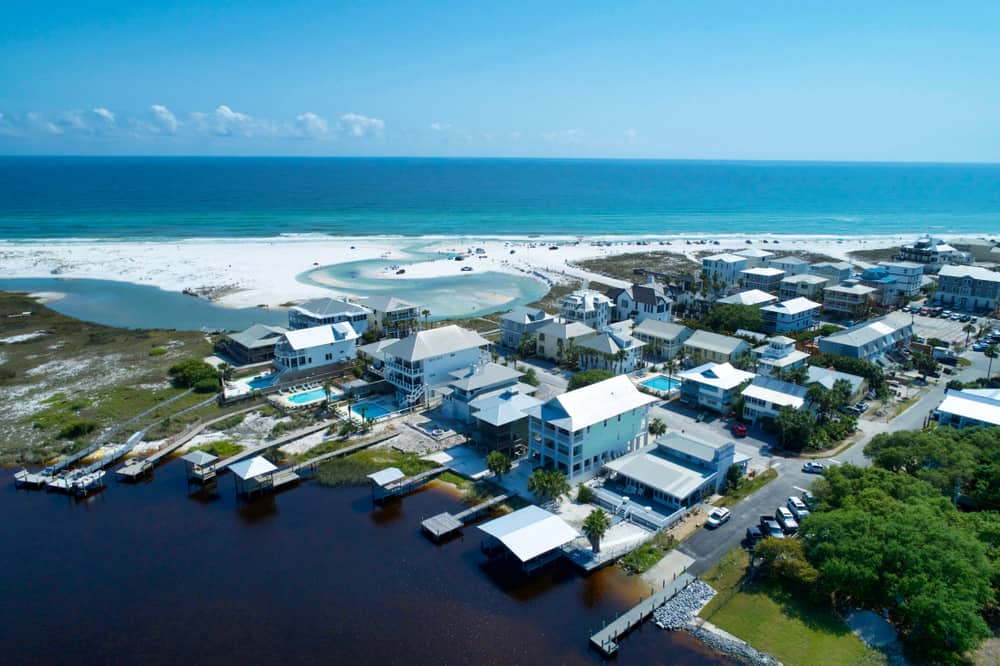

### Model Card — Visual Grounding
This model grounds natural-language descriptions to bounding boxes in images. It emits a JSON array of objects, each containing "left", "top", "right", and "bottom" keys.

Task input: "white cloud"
[
  {"left": 190, "top": 105, "right": 268, "bottom": 138},
  {"left": 542, "top": 128, "right": 582, "bottom": 145},
  {"left": 294, "top": 112, "right": 329, "bottom": 139},
  {"left": 339, "top": 113, "right": 384, "bottom": 137},
  {"left": 149, "top": 104, "right": 179, "bottom": 135},
  {"left": 624, "top": 128, "right": 639, "bottom": 144},
  {"left": 26, "top": 112, "right": 62, "bottom": 135},
  {"left": 93, "top": 107, "right": 115, "bottom": 124},
  {"left": 429, "top": 121, "right": 451, "bottom": 132},
  {"left": 0, "top": 112, "right": 18, "bottom": 136}
]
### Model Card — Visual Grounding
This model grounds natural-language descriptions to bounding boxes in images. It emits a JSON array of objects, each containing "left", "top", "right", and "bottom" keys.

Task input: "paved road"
[{"left": 679, "top": 348, "right": 992, "bottom": 576}]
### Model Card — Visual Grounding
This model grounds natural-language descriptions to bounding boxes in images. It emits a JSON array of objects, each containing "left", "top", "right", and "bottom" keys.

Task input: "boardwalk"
[
  {"left": 421, "top": 493, "right": 515, "bottom": 541},
  {"left": 372, "top": 467, "right": 448, "bottom": 503},
  {"left": 589, "top": 572, "right": 693, "bottom": 656}
]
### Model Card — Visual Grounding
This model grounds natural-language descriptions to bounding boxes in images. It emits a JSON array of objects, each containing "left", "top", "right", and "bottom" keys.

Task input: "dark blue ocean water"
[{"left": 1, "top": 157, "right": 999, "bottom": 240}]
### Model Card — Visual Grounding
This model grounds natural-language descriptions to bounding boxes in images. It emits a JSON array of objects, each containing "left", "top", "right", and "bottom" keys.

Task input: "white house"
[
  {"left": 632, "top": 319, "right": 693, "bottom": 360},
  {"left": 288, "top": 297, "right": 371, "bottom": 336},
  {"left": 499, "top": 306, "right": 555, "bottom": 349},
  {"left": 526, "top": 375, "right": 657, "bottom": 480},
  {"left": 702, "top": 253, "right": 748, "bottom": 286},
  {"left": 576, "top": 324, "right": 646, "bottom": 375},
  {"left": 779, "top": 274, "right": 829, "bottom": 301},
  {"left": 818, "top": 311, "right": 913, "bottom": 361},
  {"left": 897, "top": 235, "right": 971, "bottom": 270},
  {"left": 382, "top": 325, "right": 491, "bottom": 406},
  {"left": 273, "top": 322, "right": 360, "bottom": 373},
  {"left": 878, "top": 262, "right": 924, "bottom": 300},
  {"left": 767, "top": 256, "right": 811, "bottom": 275},
  {"left": 440, "top": 361, "right": 528, "bottom": 423},
  {"left": 935, "top": 265, "right": 1000, "bottom": 312},
  {"left": 361, "top": 294, "right": 422, "bottom": 338},
  {"left": 717, "top": 289, "right": 778, "bottom": 307},
  {"left": 683, "top": 330, "right": 751, "bottom": 365},
  {"left": 678, "top": 362, "right": 756, "bottom": 414},
  {"left": 559, "top": 289, "right": 613, "bottom": 330},
  {"left": 741, "top": 376, "right": 809, "bottom": 424},
  {"left": 760, "top": 297, "right": 822, "bottom": 333},
  {"left": 753, "top": 336, "right": 810, "bottom": 378},
  {"left": 935, "top": 389, "right": 1000, "bottom": 429},
  {"left": 535, "top": 320, "right": 596, "bottom": 362},
  {"left": 605, "top": 280, "right": 673, "bottom": 323},
  {"left": 735, "top": 247, "right": 775, "bottom": 268},
  {"left": 739, "top": 267, "right": 786, "bottom": 294}
]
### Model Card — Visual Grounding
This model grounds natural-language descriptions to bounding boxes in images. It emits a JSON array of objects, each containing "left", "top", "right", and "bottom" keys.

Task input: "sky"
[{"left": 0, "top": 1, "right": 998, "bottom": 161}]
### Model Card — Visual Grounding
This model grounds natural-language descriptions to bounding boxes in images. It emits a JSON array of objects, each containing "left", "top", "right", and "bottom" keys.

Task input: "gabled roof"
[
  {"left": 469, "top": 389, "right": 543, "bottom": 427},
  {"left": 633, "top": 319, "right": 691, "bottom": 342},
  {"left": 741, "top": 376, "right": 807, "bottom": 409},
  {"left": 367, "top": 467, "right": 406, "bottom": 486},
  {"left": 361, "top": 294, "right": 419, "bottom": 313},
  {"left": 282, "top": 322, "right": 358, "bottom": 350},
  {"left": 684, "top": 330, "right": 750, "bottom": 355},
  {"left": 228, "top": 324, "right": 288, "bottom": 349},
  {"left": 292, "top": 297, "right": 371, "bottom": 317},
  {"left": 447, "top": 362, "right": 521, "bottom": 392},
  {"left": 741, "top": 267, "right": 785, "bottom": 277},
  {"left": 811, "top": 261, "right": 853, "bottom": 271},
  {"left": 769, "top": 256, "right": 811, "bottom": 266},
  {"left": 576, "top": 331, "right": 645, "bottom": 355},
  {"left": 806, "top": 366, "right": 864, "bottom": 394},
  {"left": 358, "top": 337, "right": 400, "bottom": 360},
  {"left": 526, "top": 375, "right": 657, "bottom": 431},
  {"left": 938, "top": 265, "right": 1000, "bottom": 283},
  {"left": 656, "top": 431, "right": 726, "bottom": 462},
  {"left": 761, "top": 297, "right": 822, "bottom": 316},
  {"left": 606, "top": 446, "right": 713, "bottom": 500},
  {"left": 821, "top": 312, "right": 912, "bottom": 348},
  {"left": 825, "top": 284, "right": 877, "bottom": 296},
  {"left": 477, "top": 505, "right": 579, "bottom": 562},
  {"left": 499, "top": 306, "right": 553, "bottom": 325},
  {"left": 383, "top": 325, "right": 489, "bottom": 362},
  {"left": 678, "top": 362, "right": 755, "bottom": 390},
  {"left": 781, "top": 274, "right": 829, "bottom": 285},
  {"left": 702, "top": 253, "right": 746, "bottom": 264},
  {"left": 536, "top": 320, "right": 595, "bottom": 339},
  {"left": 718, "top": 290, "right": 778, "bottom": 306},
  {"left": 936, "top": 390, "right": 1000, "bottom": 427},
  {"left": 630, "top": 283, "right": 673, "bottom": 307},
  {"left": 228, "top": 456, "right": 278, "bottom": 480},
  {"left": 736, "top": 248, "right": 775, "bottom": 258}
]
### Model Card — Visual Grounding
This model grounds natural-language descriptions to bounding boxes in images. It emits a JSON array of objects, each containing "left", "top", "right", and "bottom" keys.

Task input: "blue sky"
[{"left": 1, "top": 1, "right": 998, "bottom": 161}]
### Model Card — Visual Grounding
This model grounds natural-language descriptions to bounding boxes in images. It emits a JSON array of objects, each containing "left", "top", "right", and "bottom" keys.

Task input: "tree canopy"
[
  {"left": 567, "top": 368, "right": 613, "bottom": 391},
  {"left": 807, "top": 353, "right": 887, "bottom": 397},
  {"left": 168, "top": 359, "right": 220, "bottom": 392},
  {"left": 701, "top": 303, "right": 762, "bottom": 335},
  {"left": 486, "top": 451, "right": 512, "bottom": 480},
  {"left": 527, "top": 468, "right": 570, "bottom": 501}
]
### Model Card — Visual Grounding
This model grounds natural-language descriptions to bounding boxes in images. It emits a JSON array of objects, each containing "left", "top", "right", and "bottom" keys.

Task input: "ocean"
[{"left": 2, "top": 156, "right": 999, "bottom": 240}]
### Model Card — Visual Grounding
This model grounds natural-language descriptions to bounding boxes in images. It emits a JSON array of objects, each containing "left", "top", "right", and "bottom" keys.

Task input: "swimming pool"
[
  {"left": 350, "top": 398, "right": 395, "bottom": 420},
  {"left": 287, "top": 388, "right": 330, "bottom": 405},
  {"left": 641, "top": 375, "right": 680, "bottom": 392},
  {"left": 248, "top": 374, "right": 278, "bottom": 390}
]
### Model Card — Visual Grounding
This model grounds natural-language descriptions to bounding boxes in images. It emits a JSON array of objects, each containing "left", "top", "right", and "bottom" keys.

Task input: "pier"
[
  {"left": 369, "top": 466, "right": 448, "bottom": 504},
  {"left": 589, "top": 572, "right": 693, "bottom": 656},
  {"left": 421, "top": 493, "right": 516, "bottom": 541}
]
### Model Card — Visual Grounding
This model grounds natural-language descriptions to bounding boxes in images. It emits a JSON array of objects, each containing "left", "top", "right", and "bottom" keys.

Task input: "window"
[{"left": 325, "top": 353, "right": 332, "bottom": 361}]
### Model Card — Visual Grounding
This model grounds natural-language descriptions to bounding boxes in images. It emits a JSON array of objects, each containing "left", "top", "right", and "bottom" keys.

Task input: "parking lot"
[{"left": 907, "top": 306, "right": 996, "bottom": 347}]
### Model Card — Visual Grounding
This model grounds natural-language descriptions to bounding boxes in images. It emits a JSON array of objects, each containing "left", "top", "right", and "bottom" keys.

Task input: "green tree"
[
  {"left": 725, "top": 463, "right": 743, "bottom": 492},
  {"left": 702, "top": 303, "right": 763, "bottom": 335},
  {"left": 517, "top": 333, "right": 537, "bottom": 359},
  {"left": 964, "top": 322, "right": 977, "bottom": 346},
  {"left": 774, "top": 405, "right": 815, "bottom": 451},
  {"left": 648, "top": 417, "right": 667, "bottom": 436},
  {"left": 581, "top": 508, "right": 611, "bottom": 552},
  {"left": 528, "top": 468, "right": 570, "bottom": 502},
  {"left": 567, "top": 368, "right": 613, "bottom": 391},
  {"left": 421, "top": 309, "right": 431, "bottom": 329},
  {"left": 218, "top": 362, "right": 234, "bottom": 381},
  {"left": 521, "top": 367, "right": 540, "bottom": 387},
  {"left": 486, "top": 451, "right": 512, "bottom": 480},
  {"left": 910, "top": 351, "right": 938, "bottom": 379},
  {"left": 986, "top": 344, "right": 998, "bottom": 379},
  {"left": 168, "top": 359, "right": 220, "bottom": 392},
  {"left": 576, "top": 483, "right": 594, "bottom": 504},
  {"left": 754, "top": 537, "right": 819, "bottom": 586}
]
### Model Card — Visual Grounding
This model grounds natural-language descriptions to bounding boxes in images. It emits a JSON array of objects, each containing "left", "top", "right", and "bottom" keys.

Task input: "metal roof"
[
  {"left": 678, "top": 362, "right": 755, "bottom": 390},
  {"left": 606, "top": 446, "right": 714, "bottom": 500},
  {"left": 469, "top": 390, "right": 543, "bottom": 427},
  {"left": 938, "top": 265, "right": 1000, "bottom": 283},
  {"left": 499, "top": 306, "right": 553, "bottom": 325},
  {"left": 656, "top": 431, "right": 726, "bottom": 462},
  {"left": 741, "top": 376, "right": 808, "bottom": 409},
  {"left": 936, "top": 391, "right": 1000, "bottom": 427},
  {"left": 526, "top": 375, "right": 657, "bottom": 432},
  {"left": 477, "top": 505, "right": 579, "bottom": 562},
  {"left": 383, "top": 325, "right": 489, "bottom": 362},
  {"left": 180, "top": 450, "right": 218, "bottom": 465},
  {"left": 292, "top": 297, "right": 371, "bottom": 317},
  {"left": 360, "top": 294, "right": 418, "bottom": 313},
  {"left": 228, "top": 456, "right": 278, "bottom": 480},
  {"left": 684, "top": 330, "right": 750, "bottom": 355},
  {"left": 447, "top": 362, "right": 522, "bottom": 391},
  {"left": 717, "top": 290, "right": 778, "bottom": 306},
  {"left": 633, "top": 319, "right": 690, "bottom": 341},
  {"left": 228, "top": 324, "right": 287, "bottom": 349},
  {"left": 367, "top": 467, "right": 405, "bottom": 486},
  {"left": 761, "top": 297, "right": 822, "bottom": 316},
  {"left": 282, "top": 322, "right": 358, "bottom": 350},
  {"left": 806, "top": 366, "right": 864, "bottom": 394}
]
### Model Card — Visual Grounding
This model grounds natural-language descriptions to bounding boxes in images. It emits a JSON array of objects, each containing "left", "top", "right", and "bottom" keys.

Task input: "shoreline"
[{"left": 0, "top": 232, "right": 980, "bottom": 311}]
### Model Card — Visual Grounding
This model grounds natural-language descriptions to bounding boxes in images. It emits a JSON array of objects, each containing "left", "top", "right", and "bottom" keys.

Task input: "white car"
[
  {"left": 705, "top": 507, "right": 731, "bottom": 529},
  {"left": 775, "top": 506, "right": 799, "bottom": 533},
  {"left": 786, "top": 496, "right": 810, "bottom": 520}
]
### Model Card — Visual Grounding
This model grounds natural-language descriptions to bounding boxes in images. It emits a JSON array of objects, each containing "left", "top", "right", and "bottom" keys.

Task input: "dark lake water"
[{"left": 0, "top": 462, "right": 733, "bottom": 665}]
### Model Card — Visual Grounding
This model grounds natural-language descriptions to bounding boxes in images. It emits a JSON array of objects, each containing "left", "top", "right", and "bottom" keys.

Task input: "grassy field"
[
  {"left": 314, "top": 447, "right": 439, "bottom": 486},
  {"left": 700, "top": 548, "right": 883, "bottom": 666},
  {"left": 716, "top": 468, "right": 778, "bottom": 508},
  {"left": 619, "top": 530, "right": 677, "bottom": 574},
  {"left": 848, "top": 247, "right": 899, "bottom": 263},
  {"left": 526, "top": 279, "right": 616, "bottom": 314},
  {"left": 0, "top": 291, "right": 214, "bottom": 463},
  {"left": 573, "top": 251, "right": 699, "bottom": 283}
]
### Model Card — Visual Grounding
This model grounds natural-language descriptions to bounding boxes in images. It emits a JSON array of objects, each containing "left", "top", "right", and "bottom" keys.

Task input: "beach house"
[
  {"left": 934, "top": 389, "right": 1000, "bottom": 429},
  {"left": 440, "top": 361, "right": 529, "bottom": 423},
  {"left": 779, "top": 274, "right": 829, "bottom": 301},
  {"left": 740, "top": 376, "right": 809, "bottom": 424},
  {"left": 605, "top": 280, "right": 673, "bottom": 323},
  {"left": 559, "top": 288, "right": 613, "bottom": 330},
  {"left": 806, "top": 366, "right": 866, "bottom": 399},
  {"left": 818, "top": 312, "right": 913, "bottom": 361},
  {"left": 273, "top": 322, "right": 360, "bottom": 373},
  {"left": 678, "top": 362, "right": 755, "bottom": 414},
  {"left": 858, "top": 267, "right": 900, "bottom": 307},
  {"left": 288, "top": 297, "right": 372, "bottom": 336},
  {"left": 822, "top": 283, "right": 877, "bottom": 319},
  {"left": 767, "top": 256, "right": 811, "bottom": 276},
  {"left": 879, "top": 262, "right": 924, "bottom": 300},
  {"left": 897, "top": 235, "right": 970, "bottom": 270},
  {"left": 735, "top": 247, "right": 775, "bottom": 269},
  {"left": 382, "top": 325, "right": 491, "bottom": 406},
  {"left": 753, "top": 335, "right": 810, "bottom": 378},
  {"left": 702, "top": 253, "right": 747, "bottom": 287},
  {"left": 682, "top": 330, "right": 751, "bottom": 365},
  {"left": 362, "top": 295, "right": 422, "bottom": 338},
  {"left": 224, "top": 324, "right": 288, "bottom": 366},
  {"left": 760, "top": 297, "right": 822, "bottom": 333},
  {"left": 576, "top": 323, "right": 646, "bottom": 375},
  {"left": 717, "top": 289, "right": 778, "bottom": 307},
  {"left": 525, "top": 375, "right": 657, "bottom": 480},
  {"left": 535, "top": 320, "right": 596, "bottom": 362},
  {"left": 810, "top": 261, "right": 854, "bottom": 284},
  {"left": 934, "top": 265, "right": 1000, "bottom": 312},
  {"left": 632, "top": 319, "right": 693, "bottom": 360},
  {"left": 468, "top": 388, "right": 543, "bottom": 456},
  {"left": 499, "top": 306, "right": 555, "bottom": 349},
  {"left": 739, "top": 267, "right": 785, "bottom": 294}
]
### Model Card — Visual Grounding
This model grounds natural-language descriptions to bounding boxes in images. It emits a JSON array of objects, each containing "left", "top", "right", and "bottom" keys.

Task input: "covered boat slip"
[{"left": 478, "top": 505, "right": 579, "bottom": 572}]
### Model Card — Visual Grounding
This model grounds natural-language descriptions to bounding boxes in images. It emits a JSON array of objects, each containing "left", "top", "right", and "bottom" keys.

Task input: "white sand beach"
[{"left": 0, "top": 233, "right": 962, "bottom": 309}]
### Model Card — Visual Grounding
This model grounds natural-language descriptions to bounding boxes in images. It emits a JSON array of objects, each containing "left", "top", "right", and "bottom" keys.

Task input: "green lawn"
[
  {"left": 716, "top": 468, "right": 778, "bottom": 508},
  {"left": 700, "top": 549, "right": 883, "bottom": 666}
]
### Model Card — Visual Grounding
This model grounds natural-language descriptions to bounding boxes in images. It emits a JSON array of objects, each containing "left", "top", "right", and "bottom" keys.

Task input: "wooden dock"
[
  {"left": 372, "top": 466, "right": 448, "bottom": 503},
  {"left": 589, "top": 572, "right": 693, "bottom": 656},
  {"left": 421, "top": 493, "right": 516, "bottom": 541}
]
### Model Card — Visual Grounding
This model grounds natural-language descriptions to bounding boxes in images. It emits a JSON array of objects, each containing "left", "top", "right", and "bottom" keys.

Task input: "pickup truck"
[{"left": 759, "top": 515, "right": 785, "bottom": 539}]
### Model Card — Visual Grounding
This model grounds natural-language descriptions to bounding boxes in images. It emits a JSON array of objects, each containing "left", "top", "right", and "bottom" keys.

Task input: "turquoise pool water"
[
  {"left": 248, "top": 375, "right": 278, "bottom": 390},
  {"left": 641, "top": 375, "right": 680, "bottom": 392},
  {"left": 287, "top": 388, "right": 329, "bottom": 405},
  {"left": 350, "top": 399, "right": 394, "bottom": 420}
]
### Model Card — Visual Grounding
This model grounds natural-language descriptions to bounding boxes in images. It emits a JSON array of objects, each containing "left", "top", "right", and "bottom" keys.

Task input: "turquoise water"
[
  {"left": 2, "top": 157, "right": 1000, "bottom": 239},
  {"left": 641, "top": 375, "right": 680, "bottom": 392},
  {"left": 351, "top": 398, "right": 394, "bottom": 420},
  {"left": 287, "top": 388, "right": 328, "bottom": 405},
  {"left": 248, "top": 375, "right": 278, "bottom": 390}
]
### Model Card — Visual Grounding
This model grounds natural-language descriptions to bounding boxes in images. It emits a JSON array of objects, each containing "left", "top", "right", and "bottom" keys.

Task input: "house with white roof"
[
  {"left": 760, "top": 297, "right": 822, "bottom": 333},
  {"left": 499, "top": 306, "right": 555, "bottom": 349},
  {"left": 361, "top": 294, "right": 421, "bottom": 338},
  {"left": 935, "top": 265, "right": 1000, "bottom": 312},
  {"left": 678, "top": 362, "right": 755, "bottom": 414},
  {"left": 576, "top": 323, "right": 646, "bottom": 375},
  {"left": 741, "top": 376, "right": 808, "bottom": 424},
  {"left": 525, "top": 375, "right": 657, "bottom": 480},
  {"left": 897, "top": 235, "right": 971, "bottom": 270},
  {"left": 478, "top": 505, "right": 579, "bottom": 572},
  {"left": 767, "top": 256, "right": 811, "bottom": 275},
  {"left": 818, "top": 312, "right": 913, "bottom": 361},
  {"left": 440, "top": 361, "right": 529, "bottom": 423},
  {"left": 935, "top": 389, "right": 1000, "bottom": 429},
  {"left": 740, "top": 267, "right": 786, "bottom": 294},
  {"left": 288, "top": 297, "right": 371, "bottom": 335},
  {"left": 753, "top": 336, "right": 810, "bottom": 378},
  {"left": 683, "top": 330, "right": 751, "bottom": 365},
  {"left": 535, "top": 320, "right": 596, "bottom": 362},
  {"left": 469, "top": 388, "right": 543, "bottom": 456},
  {"left": 879, "top": 261, "right": 924, "bottom": 300},
  {"left": 717, "top": 289, "right": 779, "bottom": 307},
  {"left": 806, "top": 366, "right": 866, "bottom": 398},
  {"left": 604, "top": 280, "right": 673, "bottom": 323},
  {"left": 559, "top": 288, "right": 613, "bottom": 330},
  {"left": 604, "top": 431, "right": 749, "bottom": 515},
  {"left": 735, "top": 247, "right": 775, "bottom": 268},
  {"left": 702, "top": 253, "right": 748, "bottom": 286},
  {"left": 273, "top": 322, "right": 360, "bottom": 373},
  {"left": 823, "top": 283, "right": 877, "bottom": 319},
  {"left": 779, "top": 274, "right": 829, "bottom": 301},
  {"left": 632, "top": 319, "right": 693, "bottom": 360},
  {"left": 382, "top": 325, "right": 491, "bottom": 406},
  {"left": 810, "top": 261, "right": 854, "bottom": 283}
]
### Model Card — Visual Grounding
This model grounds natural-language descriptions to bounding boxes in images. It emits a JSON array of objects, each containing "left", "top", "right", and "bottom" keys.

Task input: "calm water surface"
[{"left": 0, "top": 463, "right": 733, "bottom": 665}]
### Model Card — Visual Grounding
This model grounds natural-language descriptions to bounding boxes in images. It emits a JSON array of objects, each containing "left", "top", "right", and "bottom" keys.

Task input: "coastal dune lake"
[{"left": 0, "top": 464, "right": 733, "bottom": 664}]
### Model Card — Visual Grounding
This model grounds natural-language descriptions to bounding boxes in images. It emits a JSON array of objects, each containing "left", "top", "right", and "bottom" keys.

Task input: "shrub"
[
  {"left": 168, "top": 359, "right": 219, "bottom": 389},
  {"left": 576, "top": 483, "right": 594, "bottom": 504},
  {"left": 149, "top": 347, "right": 167, "bottom": 356},
  {"left": 58, "top": 420, "right": 98, "bottom": 440}
]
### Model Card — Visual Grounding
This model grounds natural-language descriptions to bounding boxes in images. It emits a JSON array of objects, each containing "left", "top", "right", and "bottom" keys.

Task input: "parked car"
[
  {"left": 731, "top": 422, "right": 748, "bottom": 437},
  {"left": 744, "top": 526, "right": 764, "bottom": 547},
  {"left": 802, "top": 461, "right": 826, "bottom": 474},
  {"left": 855, "top": 401, "right": 870, "bottom": 413},
  {"left": 776, "top": 507, "right": 799, "bottom": 533},
  {"left": 787, "top": 496, "right": 810, "bottom": 519},
  {"left": 801, "top": 490, "right": 818, "bottom": 508},
  {"left": 706, "top": 507, "right": 731, "bottom": 529},
  {"left": 759, "top": 515, "right": 785, "bottom": 539},
  {"left": 461, "top": 266, "right": 473, "bottom": 272}
]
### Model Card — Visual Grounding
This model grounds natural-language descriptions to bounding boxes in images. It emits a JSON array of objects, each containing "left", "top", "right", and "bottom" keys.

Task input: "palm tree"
[
  {"left": 555, "top": 337, "right": 565, "bottom": 363},
  {"left": 422, "top": 309, "right": 431, "bottom": 329},
  {"left": 323, "top": 380, "right": 334, "bottom": 404},
  {"left": 614, "top": 348, "right": 629, "bottom": 373},
  {"left": 486, "top": 451, "right": 512, "bottom": 480},
  {"left": 218, "top": 363, "right": 234, "bottom": 381},
  {"left": 963, "top": 323, "right": 977, "bottom": 346},
  {"left": 581, "top": 508, "right": 610, "bottom": 553},
  {"left": 986, "top": 344, "right": 999, "bottom": 379},
  {"left": 648, "top": 417, "right": 667, "bottom": 436}
]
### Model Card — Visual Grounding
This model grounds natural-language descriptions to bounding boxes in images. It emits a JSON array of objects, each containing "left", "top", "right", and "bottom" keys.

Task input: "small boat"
[{"left": 396, "top": 269, "right": 406, "bottom": 275}]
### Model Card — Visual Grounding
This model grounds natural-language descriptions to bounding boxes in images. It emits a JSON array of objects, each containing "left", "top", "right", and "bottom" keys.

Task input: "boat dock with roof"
[{"left": 421, "top": 492, "right": 517, "bottom": 541}]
